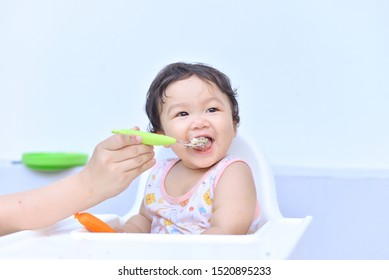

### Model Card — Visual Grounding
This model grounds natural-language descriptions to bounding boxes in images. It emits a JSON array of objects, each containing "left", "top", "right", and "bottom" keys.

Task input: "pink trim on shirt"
[
  {"left": 158, "top": 158, "right": 216, "bottom": 205},
  {"left": 144, "top": 156, "right": 261, "bottom": 234}
]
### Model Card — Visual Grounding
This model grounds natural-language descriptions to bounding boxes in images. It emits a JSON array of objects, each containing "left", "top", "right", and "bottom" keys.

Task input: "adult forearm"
[{"left": 0, "top": 173, "right": 100, "bottom": 236}]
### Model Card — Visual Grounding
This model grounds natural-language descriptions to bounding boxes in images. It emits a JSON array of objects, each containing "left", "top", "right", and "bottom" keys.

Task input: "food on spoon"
[{"left": 190, "top": 137, "right": 209, "bottom": 148}]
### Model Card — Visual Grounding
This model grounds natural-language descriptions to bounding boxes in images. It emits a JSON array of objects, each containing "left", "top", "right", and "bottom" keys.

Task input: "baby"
[{"left": 121, "top": 62, "right": 259, "bottom": 234}]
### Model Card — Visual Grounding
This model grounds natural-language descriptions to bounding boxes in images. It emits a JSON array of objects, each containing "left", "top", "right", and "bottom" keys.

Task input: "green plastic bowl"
[{"left": 22, "top": 152, "right": 88, "bottom": 171}]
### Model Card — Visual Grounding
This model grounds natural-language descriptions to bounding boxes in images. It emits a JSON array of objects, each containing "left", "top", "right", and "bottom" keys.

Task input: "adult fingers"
[
  {"left": 119, "top": 150, "right": 155, "bottom": 172},
  {"left": 101, "top": 133, "right": 142, "bottom": 151},
  {"left": 126, "top": 155, "right": 156, "bottom": 175},
  {"left": 112, "top": 153, "right": 156, "bottom": 186},
  {"left": 111, "top": 143, "right": 154, "bottom": 163}
]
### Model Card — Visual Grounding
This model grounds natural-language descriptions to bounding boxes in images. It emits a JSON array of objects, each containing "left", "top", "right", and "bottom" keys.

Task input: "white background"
[
  {"left": 1, "top": 1, "right": 389, "bottom": 260},
  {"left": 1, "top": 0, "right": 388, "bottom": 170}
]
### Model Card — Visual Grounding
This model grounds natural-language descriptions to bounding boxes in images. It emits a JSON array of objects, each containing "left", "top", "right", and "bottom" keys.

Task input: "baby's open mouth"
[{"left": 190, "top": 136, "right": 212, "bottom": 150}]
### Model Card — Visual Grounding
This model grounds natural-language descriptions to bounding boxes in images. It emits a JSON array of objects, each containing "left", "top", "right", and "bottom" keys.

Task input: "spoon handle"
[{"left": 112, "top": 129, "right": 177, "bottom": 146}]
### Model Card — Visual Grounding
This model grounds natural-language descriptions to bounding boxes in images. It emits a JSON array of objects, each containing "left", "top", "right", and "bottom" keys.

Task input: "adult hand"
[{"left": 78, "top": 128, "right": 155, "bottom": 200}]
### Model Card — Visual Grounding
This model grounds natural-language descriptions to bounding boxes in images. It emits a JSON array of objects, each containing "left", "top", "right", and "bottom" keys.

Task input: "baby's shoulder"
[
  {"left": 216, "top": 155, "right": 250, "bottom": 172},
  {"left": 211, "top": 156, "right": 252, "bottom": 184},
  {"left": 221, "top": 159, "right": 252, "bottom": 177}
]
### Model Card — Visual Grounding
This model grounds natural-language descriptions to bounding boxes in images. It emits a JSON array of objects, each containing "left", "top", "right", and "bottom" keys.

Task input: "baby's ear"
[{"left": 233, "top": 122, "right": 238, "bottom": 137}]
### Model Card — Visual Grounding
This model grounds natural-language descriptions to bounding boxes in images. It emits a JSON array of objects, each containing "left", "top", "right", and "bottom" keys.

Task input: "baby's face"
[{"left": 159, "top": 75, "right": 236, "bottom": 169}]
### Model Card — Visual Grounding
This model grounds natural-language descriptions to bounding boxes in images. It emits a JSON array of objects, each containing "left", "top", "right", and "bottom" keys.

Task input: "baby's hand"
[{"left": 78, "top": 128, "right": 155, "bottom": 200}]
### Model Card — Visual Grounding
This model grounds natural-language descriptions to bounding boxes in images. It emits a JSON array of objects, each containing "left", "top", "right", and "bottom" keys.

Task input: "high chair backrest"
[{"left": 124, "top": 131, "right": 283, "bottom": 228}]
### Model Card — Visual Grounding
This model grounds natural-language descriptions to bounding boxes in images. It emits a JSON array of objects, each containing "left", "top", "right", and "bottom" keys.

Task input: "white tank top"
[{"left": 143, "top": 156, "right": 260, "bottom": 234}]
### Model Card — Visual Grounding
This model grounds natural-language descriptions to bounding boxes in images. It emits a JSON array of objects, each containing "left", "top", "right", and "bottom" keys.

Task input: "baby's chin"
[{"left": 181, "top": 155, "right": 227, "bottom": 171}]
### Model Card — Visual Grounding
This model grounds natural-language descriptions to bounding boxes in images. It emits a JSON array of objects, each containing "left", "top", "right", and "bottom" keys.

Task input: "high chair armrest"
[{"left": 253, "top": 216, "right": 313, "bottom": 259}]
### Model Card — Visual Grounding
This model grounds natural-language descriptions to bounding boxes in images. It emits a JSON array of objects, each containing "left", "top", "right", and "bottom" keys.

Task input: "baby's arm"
[
  {"left": 201, "top": 161, "right": 257, "bottom": 235},
  {"left": 119, "top": 203, "right": 151, "bottom": 233}
]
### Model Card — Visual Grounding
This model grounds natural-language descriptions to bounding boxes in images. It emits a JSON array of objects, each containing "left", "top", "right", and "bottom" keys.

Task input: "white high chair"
[{"left": 0, "top": 131, "right": 312, "bottom": 260}]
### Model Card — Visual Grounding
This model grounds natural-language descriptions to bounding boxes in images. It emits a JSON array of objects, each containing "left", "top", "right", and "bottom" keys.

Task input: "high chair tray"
[{"left": 0, "top": 214, "right": 312, "bottom": 259}]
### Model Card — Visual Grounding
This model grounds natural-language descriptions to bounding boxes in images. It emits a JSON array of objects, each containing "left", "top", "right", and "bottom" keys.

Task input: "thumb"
[{"left": 103, "top": 127, "right": 142, "bottom": 151}]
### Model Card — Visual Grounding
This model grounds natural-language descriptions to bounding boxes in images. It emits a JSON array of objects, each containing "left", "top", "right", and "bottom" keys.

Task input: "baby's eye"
[
  {"left": 207, "top": 107, "right": 219, "bottom": 113},
  {"left": 176, "top": 111, "right": 189, "bottom": 117}
]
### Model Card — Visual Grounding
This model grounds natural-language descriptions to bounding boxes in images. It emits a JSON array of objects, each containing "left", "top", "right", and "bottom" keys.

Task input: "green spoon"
[{"left": 111, "top": 129, "right": 177, "bottom": 146}]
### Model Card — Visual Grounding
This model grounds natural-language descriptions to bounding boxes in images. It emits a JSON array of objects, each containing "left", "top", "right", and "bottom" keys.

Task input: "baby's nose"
[{"left": 191, "top": 116, "right": 210, "bottom": 130}]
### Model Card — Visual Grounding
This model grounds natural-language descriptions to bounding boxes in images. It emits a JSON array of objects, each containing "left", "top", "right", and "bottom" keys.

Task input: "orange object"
[{"left": 74, "top": 212, "right": 116, "bottom": 233}]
